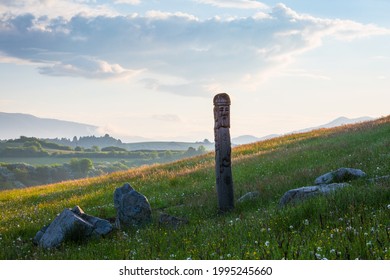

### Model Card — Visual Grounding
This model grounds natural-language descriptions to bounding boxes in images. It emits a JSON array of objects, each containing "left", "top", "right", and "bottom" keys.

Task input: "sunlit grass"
[{"left": 0, "top": 116, "right": 389, "bottom": 259}]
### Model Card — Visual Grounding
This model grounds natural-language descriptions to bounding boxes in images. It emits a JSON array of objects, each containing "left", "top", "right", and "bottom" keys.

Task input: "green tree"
[
  {"left": 197, "top": 145, "right": 207, "bottom": 154},
  {"left": 70, "top": 158, "right": 93, "bottom": 177},
  {"left": 79, "top": 158, "right": 93, "bottom": 174}
]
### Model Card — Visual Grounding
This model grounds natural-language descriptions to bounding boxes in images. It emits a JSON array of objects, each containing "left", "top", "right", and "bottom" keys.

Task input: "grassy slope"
[{"left": 0, "top": 116, "right": 389, "bottom": 260}]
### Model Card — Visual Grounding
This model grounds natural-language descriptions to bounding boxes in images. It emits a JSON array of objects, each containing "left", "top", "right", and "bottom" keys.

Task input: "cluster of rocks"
[
  {"left": 35, "top": 183, "right": 186, "bottom": 249},
  {"left": 236, "top": 167, "right": 388, "bottom": 207},
  {"left": 34, "top": 167, "right": 387, "bottom": 248},
  {"left": 279, "top": 167, "right": 367, "bottom": 207},
  {"left": 34, "top": 206, "right": 113, "bottom": 248}
]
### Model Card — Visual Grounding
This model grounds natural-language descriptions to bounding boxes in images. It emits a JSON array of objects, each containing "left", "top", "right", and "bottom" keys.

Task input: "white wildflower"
[{"left": 265, "top": 241, "right": 270, "bottom": 247}]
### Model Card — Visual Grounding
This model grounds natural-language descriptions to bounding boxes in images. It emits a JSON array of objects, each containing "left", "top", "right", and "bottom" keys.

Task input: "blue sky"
[{"left": 1, "top": 0, "right": 389, "bottom": 141}]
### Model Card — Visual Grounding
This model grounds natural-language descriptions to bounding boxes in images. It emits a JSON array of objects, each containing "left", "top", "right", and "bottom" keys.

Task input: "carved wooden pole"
[{"left": 213, "top": 93, "right": 234, "bottom": 212}]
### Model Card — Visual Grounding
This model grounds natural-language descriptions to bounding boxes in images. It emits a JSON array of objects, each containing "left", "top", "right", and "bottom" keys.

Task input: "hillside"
[{"left": 0, "top": 116, "right": 389, "bottom": 260}]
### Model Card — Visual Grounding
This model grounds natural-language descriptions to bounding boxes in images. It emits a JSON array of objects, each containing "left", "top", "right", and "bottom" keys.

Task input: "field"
[{"left": 0, "top": 116, "right": 389, "bottom": 260}]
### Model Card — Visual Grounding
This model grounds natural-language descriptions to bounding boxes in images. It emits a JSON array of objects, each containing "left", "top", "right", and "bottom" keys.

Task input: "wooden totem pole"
[{"left": 213, "top": 93, "right": 234, "bottom": 212}]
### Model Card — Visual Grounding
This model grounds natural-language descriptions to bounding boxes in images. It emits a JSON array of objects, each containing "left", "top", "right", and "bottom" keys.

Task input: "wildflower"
[
  {"left": 289, "top": 225, "right": 294, "bottom": 230},
  {"left": 186, "top": 257, "right": 192, "bottom": 260},
  {"left": 330, "top": 249, "right": 336, "bottom": 254},
  {"left": 387, "top": 204, "right": 390, "bottom": 210},
  {"left": 304, "top": 219, "right": 309, "bottom": 226},
  {"left": 366, "top": 241, "right": 373, "bottom": 247},
  {"left": 317, "top": 247, "right": 322, "bottom": 252},
  {"left": 227, "top": 254, "right": 231, "bottom": 258},
  {"left": 315, "top": 253, "right": 321, "bottom": 259},
  {"left": 265, "top": 241, "right": 270, "bottom": 247}
]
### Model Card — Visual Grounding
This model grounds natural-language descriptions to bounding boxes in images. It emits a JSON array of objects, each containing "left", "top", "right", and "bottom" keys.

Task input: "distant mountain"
[
  {"left": 294, "top": 116, "right": 374, "bottom": 133},
  {"left": 1, "top": 112, "right": 375, "bottom": 149},
  {"left": 233, "top": 116, "right": 375, "bottom": 145},
  {"left": 0, "top": 112, "right": 99, "bottom": 140}
]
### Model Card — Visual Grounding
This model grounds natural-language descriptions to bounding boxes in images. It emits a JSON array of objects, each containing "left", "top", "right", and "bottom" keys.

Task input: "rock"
[
  {"left": 33, "top": 225, "right": 49, "bottom": 245},
  {"left": 114, "top": 183, "right": 152, "bottom": 228},
  {"left": 71, "top": 206, "right": 112, "bottom": 236},
  {"left": 34, "top": 206, "right": 112, "bottom": 249},
  {"left": 368, "top": 175, "right": 390, "bottom": 183},
  {"left": 158, "top": 213, "right": 188, "bottom": 229},
  {"left": 114, "top": 183, "right": 133, "bottom": 209},
  {"left": 314, "top": 168, "right": 366, "bottom": 185},
  {"left": 237, "top": 191, "right": 260, "bottom": 203},
  {"left": 279, "top": 183, "right": 350, "bottom": 207}
]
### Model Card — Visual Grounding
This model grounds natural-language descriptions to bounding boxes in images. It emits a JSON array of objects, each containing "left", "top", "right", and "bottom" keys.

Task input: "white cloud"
[
  {"left": 195, "top": 0, "right": 268, "bottom": 9},
  {"left": 0, "top": 0, "right": 118, "bottom": 19},
  {"left": 38, "top": 56, "right": 143, "bottom": 80},
  {"left": 1, "top": 3, "right": 389, "bottom": 95},
  {"left": 113, "top": 0, "right": 141, "bottom": 5},
  {"left": 145, "top": 10, "right": 199, "bottom": 21}
]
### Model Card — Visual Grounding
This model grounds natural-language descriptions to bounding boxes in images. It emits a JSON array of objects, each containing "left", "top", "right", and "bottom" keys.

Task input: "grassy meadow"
[{"left": 0, "top": 116, "right": 389, "bottom": 260}]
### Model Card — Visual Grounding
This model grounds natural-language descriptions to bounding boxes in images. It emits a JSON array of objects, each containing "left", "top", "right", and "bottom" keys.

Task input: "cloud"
[
  {"left": 1, "top": 3, "right": 390, "bottom": 94},
  {"left": 0, "top": 0, "right": 118, "bottom": 19},
  {"left": 195, "top": 0, "right": 268, "bottom": 9},
  {"left": 38, "top": 56, "right": 143, "bottom": 80},
  {"left": 113, "top": 0, "right": 141, "bottom": 5}
]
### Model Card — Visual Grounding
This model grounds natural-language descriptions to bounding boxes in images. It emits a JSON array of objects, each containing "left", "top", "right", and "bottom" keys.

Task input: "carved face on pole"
[{"left": 213, "top": 93, "right": 231, "bottom": 129}]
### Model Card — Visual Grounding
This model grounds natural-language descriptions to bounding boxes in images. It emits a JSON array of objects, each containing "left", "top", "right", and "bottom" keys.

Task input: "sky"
[{"left": 0, "top": 0, "right": 389, "bottom": 142}]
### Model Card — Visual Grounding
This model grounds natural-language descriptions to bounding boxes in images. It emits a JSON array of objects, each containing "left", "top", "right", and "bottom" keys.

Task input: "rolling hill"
[{"left": 0, "top": 115, "right": 389, "bottom": 260}]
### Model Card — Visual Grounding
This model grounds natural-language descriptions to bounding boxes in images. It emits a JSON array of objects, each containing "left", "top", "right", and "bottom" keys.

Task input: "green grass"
[{"left": 0, "top": 117, "right": 389, "bottom": 260}]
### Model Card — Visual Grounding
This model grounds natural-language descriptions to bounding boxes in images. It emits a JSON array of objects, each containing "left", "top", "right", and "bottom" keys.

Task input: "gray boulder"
[
  {"left": 114, "top": 183, "right": 152, "bottom": 228},
  {"left": 314, "top": 168, "right": 366, "bottom": 185},
  {"left": 71, "top": 206, "right": 113, "bottom": 236},
  {"left": 34, "top": 206, "right": 112, "bottom": 249},
  {"left": 279, "top": 183, "right": 350, "bottom": 207}
]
